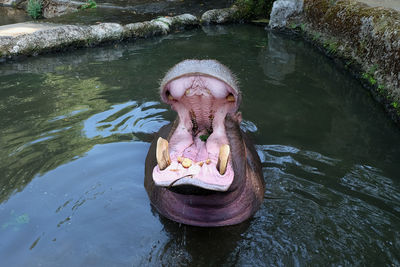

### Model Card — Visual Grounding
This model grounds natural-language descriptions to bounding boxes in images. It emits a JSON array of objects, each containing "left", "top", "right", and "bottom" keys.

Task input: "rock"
[
  {"left": 41, "top": 0, "right": 81, "bottom": 18},
  {"left": 0, "top": 13, "right": 198, "bottom": 58},
  {"left": 170, "top": 14, "right": 199, "bottom": 29},
  {"left": 90, "top": 23, "right": 124, "bottom": 42},
  {"left": 0, "top": 0, "right": 24, "bottom": 7},
  {"left": 123, "top": 20, "right": 169, "bottom": 39},
  {"left": 151, "top": 17, "right": 172, "bottom": 34},
  {"left": 201, "top": 6, "right": 239, "bottom": 24},
  {"left": 7, "top": 25, "right": 92, "bottom": 55},
  {"left": 123, "top": 14, "right": 199, "bottom": 38},
  {"left": 0, "top": 22, "right": 125, "bottom": 56},
  {"left": 269, "top": 0, "right": 304, "bottom": 28}
]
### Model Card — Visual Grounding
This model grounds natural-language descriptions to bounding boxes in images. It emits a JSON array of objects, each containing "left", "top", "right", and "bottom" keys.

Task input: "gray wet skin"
[{"left": 145, "top": 59, "right": 265, "bottom": 227}]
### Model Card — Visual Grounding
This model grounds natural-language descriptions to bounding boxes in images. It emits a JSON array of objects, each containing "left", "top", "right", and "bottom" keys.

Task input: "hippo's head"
[
  {"left": 145, "top": 59, "right": 265, "bottom": 227},
  {"left": 154, "top": 59, "right": 242, "bottom": 192}
]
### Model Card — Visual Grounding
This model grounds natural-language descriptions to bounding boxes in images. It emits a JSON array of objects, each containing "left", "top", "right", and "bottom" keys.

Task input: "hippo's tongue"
[{"left": 152, "top": 75, "right": 238, "bottom": 192}]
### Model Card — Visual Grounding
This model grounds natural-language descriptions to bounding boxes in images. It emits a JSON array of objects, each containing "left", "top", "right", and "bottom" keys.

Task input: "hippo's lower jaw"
[{"left": 152, "top": 74, "right": 239, "bottom": 192}]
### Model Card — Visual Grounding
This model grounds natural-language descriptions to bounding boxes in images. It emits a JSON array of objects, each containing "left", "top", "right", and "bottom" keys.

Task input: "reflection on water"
[
  {"left": 258, "top": 32, "right": 296, "bottom": 85},
  {"left": 0, "top": 25, "right": 399, "bottom": 266},
  {"left": 83, "top": 101, "right": 167, "bottom": 138},
  {"left": 0, "top": 7, "right": 31, "bottom": 26}
]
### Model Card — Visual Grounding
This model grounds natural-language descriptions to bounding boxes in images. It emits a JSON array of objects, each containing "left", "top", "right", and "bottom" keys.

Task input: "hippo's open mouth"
[{"left": 152, "top": 73, "right": 240, "bottom": 192}]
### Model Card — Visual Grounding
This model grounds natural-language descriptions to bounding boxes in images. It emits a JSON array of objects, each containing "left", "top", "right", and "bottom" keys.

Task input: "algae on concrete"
[
  {"left": 201, "top": 6, "right": 240, "bottom": 24},
  {"left": 234, "top": 0, "right": 276, "bottom": 20}
]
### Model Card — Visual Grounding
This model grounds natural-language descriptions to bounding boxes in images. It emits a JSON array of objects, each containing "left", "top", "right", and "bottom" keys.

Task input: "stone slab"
[
  {"left": 0, "top": 22, "right": 59, "bottom": 37},
  {"left": 357, "top": 0, "right": 400, "bottom": 11}
]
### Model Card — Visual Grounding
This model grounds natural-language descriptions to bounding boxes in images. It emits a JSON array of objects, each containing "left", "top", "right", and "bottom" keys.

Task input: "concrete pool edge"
[
  {"left": 0, "top": 5, "right": 243, "bottom": 59},
  {"left": 0, "top": 5, "right": 248, "bottom": 60},
  {"left": 0, "top": 13, "right": 201, "bottom": 58},
  {"left": 269, "top": 0, "right": 400, "bottom": 126}
]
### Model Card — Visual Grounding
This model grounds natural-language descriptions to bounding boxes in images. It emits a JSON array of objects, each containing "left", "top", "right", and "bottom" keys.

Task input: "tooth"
[
  {"left": 198, "top": 161, "right": 204, "bottom": 167},
  {"left": 217, "top": 144, "right": 230, "bottom": 175},
  {"left": 168, "top": 94, "right": 174, "bottom": 101},
  {"left": 156, "top": 137, "right": 171, "bottom": 170},
  {"left": 206, "top": 159, "right": 211, "bottom": 165},
  {"left": 185, "top": 89, "right": 190, "bottom": 96},
  {"left": 226, "top": 94, "right": 235, "bottom": 102},
  {"left": 181, "top": 158, "right": 192, "bottom": 168}
]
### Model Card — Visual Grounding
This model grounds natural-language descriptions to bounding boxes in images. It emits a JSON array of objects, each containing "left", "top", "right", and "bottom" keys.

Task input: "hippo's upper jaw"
[{"left": 152, "top": 60, "right": 241, "bottom": 192}]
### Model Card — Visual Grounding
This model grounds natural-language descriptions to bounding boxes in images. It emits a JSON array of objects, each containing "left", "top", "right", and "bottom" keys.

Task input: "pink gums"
[{"left": 152, "top": 75, "right": 238, "bottom": 191}]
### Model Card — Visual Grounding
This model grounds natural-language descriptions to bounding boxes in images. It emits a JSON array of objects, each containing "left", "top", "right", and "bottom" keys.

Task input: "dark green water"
[
  {"left": 0, "top": 25, "right": 399, "bottom": 266},
  {"left": 0, "top": 7, "right": 31, "bottom": 26}
]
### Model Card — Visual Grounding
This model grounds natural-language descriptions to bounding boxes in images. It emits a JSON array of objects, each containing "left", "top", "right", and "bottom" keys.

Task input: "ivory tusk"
[
  {"left": 156, "top": 137, "right": 171, "bottom": 170},
  {"left": 217, "top": 144, "right": 230, "bottom": 175}
]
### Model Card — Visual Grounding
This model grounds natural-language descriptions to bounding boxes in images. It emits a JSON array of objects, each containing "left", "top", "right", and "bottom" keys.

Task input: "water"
[
  {"left": 0, "top": 7, "right": 31, "bottom": 26},
  {"left": 0, "top": 24, "right": 399, "bottom": 266}
]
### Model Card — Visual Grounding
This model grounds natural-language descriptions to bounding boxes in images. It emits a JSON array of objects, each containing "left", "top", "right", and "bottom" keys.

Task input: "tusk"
[
  {"left": 217, "top": 144, "right": 230, "bottom": 175},
  {"left": 156, "top": 137, "right": 171, "bottom": 170}
]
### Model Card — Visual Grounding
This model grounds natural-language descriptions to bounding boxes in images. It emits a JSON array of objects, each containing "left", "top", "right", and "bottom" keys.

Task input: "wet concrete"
[
  {"left": 0, "top": 14, "right": 199, "bottom": 59},
  {"left": 0, "top": 22, "right": 58, "bottom": 36},
  {"left": 357, "top": 0, "right": 400, "bottom": 11}
]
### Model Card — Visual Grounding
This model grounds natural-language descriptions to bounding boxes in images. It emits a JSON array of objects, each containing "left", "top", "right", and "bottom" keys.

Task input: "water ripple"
[
  {"left": 257, "top": 144, "right": 340, "bottom": 177},
  {"left": 251, "top": 143, "right": 400, "bottom": 265},
  {"left": 83, "top": 101, "right": 168, "bottom": 138},
  {"left": 340, "top": 164, "right": 400, "bottom": 205}
]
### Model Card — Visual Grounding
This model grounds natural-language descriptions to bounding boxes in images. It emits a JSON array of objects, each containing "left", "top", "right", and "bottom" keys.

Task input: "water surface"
[
  {"left": 0, "top": 7, "right": 31, "bottom": 26},
  {"left": 0, "top": 25, "right": 399, "bottom": 266}
]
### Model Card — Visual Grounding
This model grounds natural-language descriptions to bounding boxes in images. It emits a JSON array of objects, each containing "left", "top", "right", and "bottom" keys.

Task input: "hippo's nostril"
[
  {"left": 166, "top": 90, "right": 175, "bottom": 101},
  {"left": 226, "top": 93, "right": 235, "bottom": 102}
]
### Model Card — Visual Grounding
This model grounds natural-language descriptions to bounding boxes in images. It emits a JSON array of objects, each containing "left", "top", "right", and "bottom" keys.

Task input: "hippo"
[{"left": 144, "top": 59, "right": 265, "bottom": 227}]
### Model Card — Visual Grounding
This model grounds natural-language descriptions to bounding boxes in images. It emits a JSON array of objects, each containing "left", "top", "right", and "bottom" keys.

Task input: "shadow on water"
[
  {"left": 0, "top": 25, "right": 399, "bottom": 266},
  {"left": 141, "top": 208, "right": 251, "bottom": 266}
]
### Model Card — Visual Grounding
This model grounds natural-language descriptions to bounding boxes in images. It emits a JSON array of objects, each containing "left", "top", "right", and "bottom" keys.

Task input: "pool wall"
[{"left": 273, "top": 0, "right": 400, "bottom": 125}]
